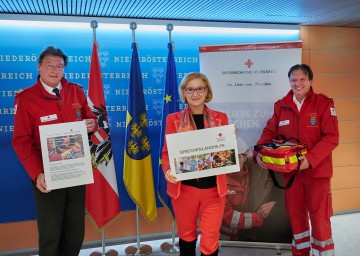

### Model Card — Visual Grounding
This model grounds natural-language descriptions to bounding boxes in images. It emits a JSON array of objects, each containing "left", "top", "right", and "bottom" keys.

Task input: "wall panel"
[
  {"left": 302, "top": 50, "right": 310, "bottom": 65},
  {"left": 332, "top": 188, "right": 360, "bottom": 213},
  {"left": 309, "top": 27, "right": 360, "bottom": 50},
  {"left": 332, "top": 165, "right": 360, "bottom": 189},
  {"left": 310, "top": 52, "right": 360, "bottom": 74},
  {"left": 333, "top": 98, "right": 360, "bottom": 120},
  {"left": 333, "top": 143, "right": 360, "bottom": 167},
  {"left": 313, "top": 76, "right": 360, "bottom": 98},
  {"left": 338, "top": 121, "right": 360, "bottom": 143}
]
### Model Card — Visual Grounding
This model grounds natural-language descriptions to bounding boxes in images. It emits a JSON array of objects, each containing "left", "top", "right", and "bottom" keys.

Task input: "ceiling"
[{"left": 0, "top": 0, "right": 360, "bottom": 28}]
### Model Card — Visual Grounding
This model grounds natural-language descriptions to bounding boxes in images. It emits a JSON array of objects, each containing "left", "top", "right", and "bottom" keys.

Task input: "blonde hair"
[{"left": 179, "top": 72, "right": 213, "bottom": 104}]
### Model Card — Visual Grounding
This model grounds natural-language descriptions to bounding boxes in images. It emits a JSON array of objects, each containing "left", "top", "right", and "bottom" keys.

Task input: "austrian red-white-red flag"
[{"left": 86, "top": 41, "right": 120, "bottom": 229}]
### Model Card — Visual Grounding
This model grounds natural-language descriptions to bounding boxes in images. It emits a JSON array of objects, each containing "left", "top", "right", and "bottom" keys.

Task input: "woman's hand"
[{"left": 164, "top": 169, "right": 177, "bottom": 184}]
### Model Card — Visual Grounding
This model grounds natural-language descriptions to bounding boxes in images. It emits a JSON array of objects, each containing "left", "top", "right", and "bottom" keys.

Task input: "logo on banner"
[
  {"left": 99, "top": 50, "right": 110, "bottom": 68},
  {"left": 244, "top": 59, "right": 254, "bottom": 68},
  {"left": 103, "top": 83, "right": 111, "bottom": 100},
  {"left": 152, "top": 98, "right": 163, "bottom": 116},
  {"left": 151, "top": 67, "right": 165, "bottom": 84}
]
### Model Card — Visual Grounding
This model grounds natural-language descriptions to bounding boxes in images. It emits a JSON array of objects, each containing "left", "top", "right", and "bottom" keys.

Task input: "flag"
[
  {"left": 86, "top": 41, "right": 120, "bottom": 229},
  {"left": 157, "top": 42, "right": 180, "bottom": 218},
  {"left": 123, "top": 43, "right": 157, "bottom": 222}
]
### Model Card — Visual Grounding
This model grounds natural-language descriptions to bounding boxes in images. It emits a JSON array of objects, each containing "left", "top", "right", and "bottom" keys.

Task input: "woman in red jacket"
[
  {"left": 161, "top": 72, "right": 228, "bottom": 256},
  {"left": 255, "top": 64, "right": 339, "bottom": 256}
]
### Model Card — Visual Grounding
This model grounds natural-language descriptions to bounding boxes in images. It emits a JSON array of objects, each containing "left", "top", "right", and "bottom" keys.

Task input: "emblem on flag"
[
  {"left": 126, "top": 113, "right": 151, "bottom": 159},
  {"left": 89, "top": 105, "right": 113, "bottom": 167}
]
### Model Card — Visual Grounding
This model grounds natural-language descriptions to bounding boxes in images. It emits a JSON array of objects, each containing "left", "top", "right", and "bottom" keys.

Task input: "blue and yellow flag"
[
  {"left": 156, "top": 42, "right": 180, "bottom": 218},
  {"left": 123, "top": 43, "right": 157, "bottom": 222}
]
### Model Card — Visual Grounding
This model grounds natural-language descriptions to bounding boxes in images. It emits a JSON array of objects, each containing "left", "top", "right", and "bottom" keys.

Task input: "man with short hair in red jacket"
[
  {"left": 255, "top": 64, "right": 339, "bottom": 256},
  {"left": 13, "top": 46, "right": 96, "bottom": 256}
]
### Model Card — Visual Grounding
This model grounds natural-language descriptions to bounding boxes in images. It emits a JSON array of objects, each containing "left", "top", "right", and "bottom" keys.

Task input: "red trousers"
[
  {"left": 284, "top": 172, "right": 334, "bottom": 256},
  {"left": 172, "top": 185, "right": 225, "bottom": 255}
]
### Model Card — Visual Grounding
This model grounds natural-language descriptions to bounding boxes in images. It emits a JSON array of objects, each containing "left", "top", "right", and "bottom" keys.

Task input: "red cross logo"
[
  {"left": 218, "top": 133, "right": 223, "bottom": 137},
  {"left": 245, "top": 59, "right": 253, "bottom": 68}
]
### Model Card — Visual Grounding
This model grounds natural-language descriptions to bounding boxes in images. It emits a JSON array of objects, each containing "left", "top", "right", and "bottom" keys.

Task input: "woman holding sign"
[{"left": 161, "top": 72, "right": 229, "bottom": 256}]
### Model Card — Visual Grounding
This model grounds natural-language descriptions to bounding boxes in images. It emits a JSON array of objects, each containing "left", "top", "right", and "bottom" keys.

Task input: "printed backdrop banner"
[
  {"left": 0, "top": 21, "right": 299, "bottom": 223},
  {"left": 200, "top": 41, "right": 302, "bottom": 243},
  {"left": 200, "top": 41, "right": 302, "bottom": 148}
]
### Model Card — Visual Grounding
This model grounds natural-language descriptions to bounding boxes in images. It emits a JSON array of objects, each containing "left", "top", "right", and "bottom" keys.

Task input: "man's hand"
[
  {"left": 258, "top": 201, "right": 276, "bottom": 219},
  {"left": 85, "top": 119, "right": 96, "bottom": 132},
  {"left": 255, "top": 153, "right": 267, "bottom": 169},
  {"left": 36, "top": 173, "right": 51, "bottom": 193},
  {"left": 299, "top": 156, "right": 311, "bottom": 170}
]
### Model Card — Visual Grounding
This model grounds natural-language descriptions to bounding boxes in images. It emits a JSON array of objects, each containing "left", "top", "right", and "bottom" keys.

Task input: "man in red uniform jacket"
[
  {"left": 254, "top": 64, "right": 339, "bottom": 256},
  {"left": 12, "top": 46, "right": 96, "bottom": 256}
]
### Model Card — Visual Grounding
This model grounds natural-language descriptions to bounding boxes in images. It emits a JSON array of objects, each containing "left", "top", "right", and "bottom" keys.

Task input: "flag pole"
[
  {"left": 91, "top": 20, "right": 97, "bottom": 42},
  {"left": 124, "top": 22, "right": 153, "bottom": 256},
  {"left": 88, "top": 19, "right": 118, "bottom": 256},
  {"left": 160, "top": 23, "right": 180, "bottom": 255}
]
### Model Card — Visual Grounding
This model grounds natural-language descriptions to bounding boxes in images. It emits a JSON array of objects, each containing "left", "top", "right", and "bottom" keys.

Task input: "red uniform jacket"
[
  {"left": 12, "top": 76, "right": 96, "bottom": 181},
  {"left": 161, "top": 107, "right": 229, "bottom": 199},
  {"left": 255, "top": 88, "right": 339, "bottom": 178}
]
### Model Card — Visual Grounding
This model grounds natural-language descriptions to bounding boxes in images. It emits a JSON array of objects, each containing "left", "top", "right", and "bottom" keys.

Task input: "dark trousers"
[{"left": 32, "top": 183, "right": 86, "bottom": 256}]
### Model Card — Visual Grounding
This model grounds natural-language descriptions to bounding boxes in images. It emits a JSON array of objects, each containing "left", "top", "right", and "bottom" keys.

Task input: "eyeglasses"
[
  {"left": 185, "top": 87, "right": 206, "bottom": 94},
  {"left": 42, "top": 63, "right": 65, "bottom": 71}
]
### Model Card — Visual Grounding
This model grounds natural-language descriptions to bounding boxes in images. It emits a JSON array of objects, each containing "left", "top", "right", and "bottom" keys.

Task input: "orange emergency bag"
[{"left": 254, "top": 136, "right": 307, "bottom": 189}]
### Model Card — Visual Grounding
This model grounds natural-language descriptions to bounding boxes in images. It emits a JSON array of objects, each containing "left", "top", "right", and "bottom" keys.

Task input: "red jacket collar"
[
  {"left": 35, "top": 75, "right": 69, "bottom": 98},
  {"left": 284, "top": 86, "right": 315, "bottom": 105}
]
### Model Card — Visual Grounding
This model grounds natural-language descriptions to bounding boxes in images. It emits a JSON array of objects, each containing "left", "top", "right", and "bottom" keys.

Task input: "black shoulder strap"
[
  {"left": 269, "top": 169, "right": 298, "bottom": 189},
  {"left": 269, "top": 152, "right": 302, "bottom": 189}
]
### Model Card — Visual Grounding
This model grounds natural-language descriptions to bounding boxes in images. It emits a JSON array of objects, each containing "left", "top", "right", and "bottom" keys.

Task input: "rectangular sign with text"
[
  {"left": 166, "top": 124, "right": 239, "bottom": 181},
  {"left": 39, "top": 121, "right": 94, "bottom": 190}
]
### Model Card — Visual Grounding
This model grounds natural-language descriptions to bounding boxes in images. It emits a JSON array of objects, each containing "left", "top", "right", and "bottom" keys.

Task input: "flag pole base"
[
  {"left": 125, "top": 244, "right": 152, "bottom": 255},
  {"left": 160, "top": 241, "right": 179, "bottom": 254},
  {"left": 90, "top": 249, "right": 118, "bottom": 256}
]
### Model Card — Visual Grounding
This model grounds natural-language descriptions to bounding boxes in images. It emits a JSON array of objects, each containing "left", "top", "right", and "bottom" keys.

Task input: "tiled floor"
[
  {"left": 2, "top": 212, "right": 358, "bottom": 255},
  {"left": 77, "top": 212, "right": 359, "bottom": 256}
]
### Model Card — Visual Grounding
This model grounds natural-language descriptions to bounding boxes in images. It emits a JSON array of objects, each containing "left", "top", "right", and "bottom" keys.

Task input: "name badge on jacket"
[
  {"left": 279, "top": 120, "right": 290, "bottom": 126},
  {"left": 40, "top": 114, "right": 58, "bottom": 122}
]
